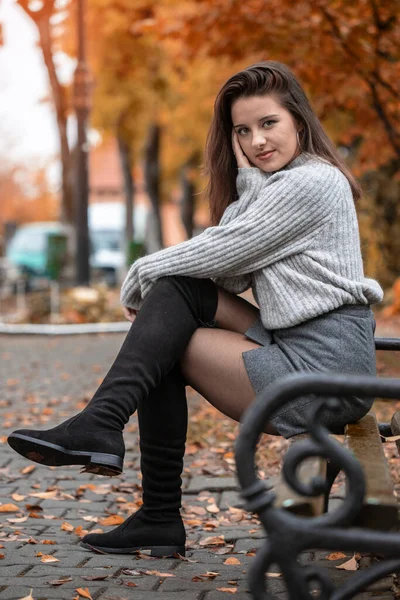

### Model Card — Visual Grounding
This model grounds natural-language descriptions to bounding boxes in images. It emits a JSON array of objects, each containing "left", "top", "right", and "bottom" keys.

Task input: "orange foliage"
[
  {"left": 382, "top": 278, "right": 400, "bottom": 317},
  {"left": 0, "top": 167, "right": 57, "bottom": 232},
  {"left": 140, "top": 0, "right": 400, "bottom": 175}
]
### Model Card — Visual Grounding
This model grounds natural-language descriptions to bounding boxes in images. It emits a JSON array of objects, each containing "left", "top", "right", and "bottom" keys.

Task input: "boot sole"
[
  {"left": 80, "top": 541, "right": 185, "bottom": 557},
  {"left": 7, "top": 433, "right": 123, "bottom": 477}
]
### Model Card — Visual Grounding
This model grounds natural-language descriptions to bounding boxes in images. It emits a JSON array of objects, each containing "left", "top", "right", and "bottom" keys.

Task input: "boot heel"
[
  {"left": 83, "top": 453, "right": 123, "bottom": 477},
  {"left": 149, "top": 545, "right": 186, "bottom": 558}
]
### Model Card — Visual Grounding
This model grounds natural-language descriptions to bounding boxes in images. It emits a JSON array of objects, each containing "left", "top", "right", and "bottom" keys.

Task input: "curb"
[{"left": 0, "top": 321, "right": 131, "bottom": 335}]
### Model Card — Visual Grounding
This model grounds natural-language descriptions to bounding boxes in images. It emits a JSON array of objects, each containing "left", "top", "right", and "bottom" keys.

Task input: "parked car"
[
  {"left": 5, "top": 203, "right": 148, "bottom": 287},
  {"left": 88, "top": 202, "right": 148, "bottom": 286}
]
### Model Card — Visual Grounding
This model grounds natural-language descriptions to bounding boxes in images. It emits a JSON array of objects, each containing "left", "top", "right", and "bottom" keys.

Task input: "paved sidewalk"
[{"left": 0, "top": 334, "right": 396, "bottom": 600}]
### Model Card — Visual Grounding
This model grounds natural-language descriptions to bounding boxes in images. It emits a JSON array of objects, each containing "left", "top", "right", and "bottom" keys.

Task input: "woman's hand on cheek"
[{"left": 232, "top": 130, "right": 254, "bottom": 168}]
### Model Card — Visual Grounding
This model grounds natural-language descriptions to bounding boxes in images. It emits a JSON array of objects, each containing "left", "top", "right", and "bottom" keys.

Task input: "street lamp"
[{"left": 73, "top": 0, "right": 91, "bottom": 286}]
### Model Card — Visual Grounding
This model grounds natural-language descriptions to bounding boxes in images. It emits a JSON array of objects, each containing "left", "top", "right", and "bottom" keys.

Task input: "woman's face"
[{"left": 231, "top": 94, "right": 301, "bottom": 172}]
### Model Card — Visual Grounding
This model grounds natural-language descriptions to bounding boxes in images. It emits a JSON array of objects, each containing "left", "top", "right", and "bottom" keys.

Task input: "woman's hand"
[
  {"left": 123, "top": 306, "right": 138, "bottom": 323},
  {"left": 232, "top": 130, "right": 252, "bottom": 168}
]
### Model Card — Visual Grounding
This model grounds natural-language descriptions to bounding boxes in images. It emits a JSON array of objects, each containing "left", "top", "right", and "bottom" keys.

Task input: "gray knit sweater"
[{"left": 120, "top": 152, "right": 383, "bottom": 329}]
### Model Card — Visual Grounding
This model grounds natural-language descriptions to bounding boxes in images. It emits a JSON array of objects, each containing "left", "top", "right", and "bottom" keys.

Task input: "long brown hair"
[{"left": 203, "top": 61, "right": 362, "bottom": 225}]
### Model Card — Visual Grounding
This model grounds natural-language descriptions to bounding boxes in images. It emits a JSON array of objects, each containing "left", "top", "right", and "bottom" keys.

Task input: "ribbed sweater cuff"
[{"left": 236, "top": 168, "right": 267, "bottom": 195}]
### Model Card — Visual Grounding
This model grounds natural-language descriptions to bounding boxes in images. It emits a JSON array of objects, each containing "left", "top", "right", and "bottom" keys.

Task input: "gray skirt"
[{"left": 242, "top": 305, "right": 376, "bottom": 438}]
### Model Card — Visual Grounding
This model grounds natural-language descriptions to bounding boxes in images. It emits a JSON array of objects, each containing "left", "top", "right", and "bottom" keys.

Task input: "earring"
[{"left": 296, "top": 130, "right": 303, "bottom": 150}]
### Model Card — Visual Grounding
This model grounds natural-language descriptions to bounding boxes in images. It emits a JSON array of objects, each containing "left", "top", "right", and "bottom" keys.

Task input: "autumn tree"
[
  {"left": 68, "top": 0, "right": 233, "bottom": 252},
  {"left": 142, "top": 0, "right": 400, "bottom": 287},
  {"left": 16, "top": 0, "right": 74, "bottom": 224},
  {"left": 78, "top": 1, "right": 172, "bottom": 252}
]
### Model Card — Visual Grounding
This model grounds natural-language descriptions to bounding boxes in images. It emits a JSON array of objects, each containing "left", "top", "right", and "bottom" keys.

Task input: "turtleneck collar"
[{"left": 261, "top": 152, "right": 317, "bottom": 179}]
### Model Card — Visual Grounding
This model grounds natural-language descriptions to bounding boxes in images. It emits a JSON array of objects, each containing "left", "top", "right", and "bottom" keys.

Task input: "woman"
[{"left": 7, "top": 61, "right": 383, "bottom": 558}]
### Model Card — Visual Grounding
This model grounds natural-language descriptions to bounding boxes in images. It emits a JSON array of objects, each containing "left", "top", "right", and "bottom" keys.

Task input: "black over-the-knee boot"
[
  {"left": 80, "top": 365, "right": 187, "bottom": 556},
  {"left": 8, "top": 276, "right": 218, "bottom": 475}
]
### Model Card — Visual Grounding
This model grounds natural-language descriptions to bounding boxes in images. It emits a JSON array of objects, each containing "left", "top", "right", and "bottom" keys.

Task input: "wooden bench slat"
[
  {"left": 345, "top": 413, "right": 398, "bottom": 530},
  {"left": 274, "top": 434, "right": 327, "bottom": 517},
  {"left": 389, "top": 412, "right": 400, "bottom": 455}
]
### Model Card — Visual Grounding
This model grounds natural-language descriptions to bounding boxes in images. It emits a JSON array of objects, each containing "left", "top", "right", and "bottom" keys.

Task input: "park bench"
[{"left": 235, "top": 336, "right": 400, "bottom": 600}]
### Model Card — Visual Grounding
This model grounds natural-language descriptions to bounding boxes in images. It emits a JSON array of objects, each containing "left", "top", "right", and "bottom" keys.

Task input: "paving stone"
[
  {"left": 0, "top": 587, "right": 89, "bottom": 600},
  {"left": 26, "top": 565, "right": 119, "bottom": 577},
  {"left": 234, "top": 538, "right": 264, "bottom": 554},
  {"left": 186, "top": 476, "right": 239, "bottom": 494},
  {"left": 0, "top": 333, "right": 396, "bottom": 600},
  {"left": 160, "top": 575, "right": 249, "bottom": 593},
  {"left": 0, "top": 565, "right": 28, "bottom": 576},
  {"left": 219, "top": 490, "right": 244, "bottom": 510},
  {"left": 204, "top": 593, "right": 252, "bottom": 599},
  {"left": 186, "top": 549, "right": 248, "bottom": 565},
  {"left": 96, "top": 590, "right": 201, "bottom": 600},
  {"left": 213, "top": 527, "right": 265, "bottom": 542}
]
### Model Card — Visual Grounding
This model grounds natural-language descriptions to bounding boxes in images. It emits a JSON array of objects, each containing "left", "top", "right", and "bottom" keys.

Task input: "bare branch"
[
  {"left": 318, "top": 3, "right": 400, "bottom": 101},
  {"left": 16, "top": 0, "right": 36, "bottom": 21},
  {"left": 369, "top": 81, "right": 400, "bottom": 159}
]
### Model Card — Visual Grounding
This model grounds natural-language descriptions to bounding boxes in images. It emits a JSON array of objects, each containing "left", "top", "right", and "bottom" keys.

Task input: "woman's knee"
[{"left": 152, "top": 276, "right": 219, "bottom": 325}]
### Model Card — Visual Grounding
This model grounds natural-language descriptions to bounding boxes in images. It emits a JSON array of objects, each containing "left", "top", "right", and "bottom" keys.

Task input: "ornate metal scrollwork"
[{"left": 235, "top": 372, "right": 400, "bottom": 600}]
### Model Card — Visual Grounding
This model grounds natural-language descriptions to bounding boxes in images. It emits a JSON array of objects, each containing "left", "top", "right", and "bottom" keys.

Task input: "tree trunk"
[
  {"left": 143, "top": 123, "right": 163, "bottom": 252},
  {"left": 117, "top": 132, "right": 134, "bottom": 265},
  {"left": 180, "top": 161, "right": 196, "bottom": 239},
  {"left": 18, "top": 0, "right": 73, "bottom": 224},
  {"left": 359, "top": 160, "right": 400, "bottom": 290}
]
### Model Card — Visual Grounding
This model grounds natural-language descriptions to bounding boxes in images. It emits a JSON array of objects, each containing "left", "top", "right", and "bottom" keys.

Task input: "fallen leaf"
[
  {"left": 199, "top": 571, "right": 220, "bottom": 579},
  {"left": 11, "top": 493, "right": 26, "bottom": 502},
  {"left": 81, "top": 575, "right": 110, "bottom": 581},
  {"left": 7, "top": 517, "right": 28, "bottom": 524},
  {"left": 206, "top": 504, "right": 220, "bottom": 514},
  {"left": 20, "top": 465, "right": 36, "bottom": 475},
  {"left": 120, "top": 581, "right": 138, "bottom": 587},
  {"left": 217, "top": 588, "right": 237, "bottom": 593},
  {"left": 0, "top": 504, "right": 21, "bottom": 513},
  {"left": 73, "top": 525, "right": 88, "bottom": 537},
  {"left": 381, "top": 434, "right": 400, "bottom": 442},
  {"left": 26, "top": 504, "right": 43, "bottom": 512},
  {"left": 47, "top": 577, "right": 73, "bottom": 586},
  {"left": 199, "top": 535, "right": 225, "bottom": 547},
  {"left": 326, "top": 552, "right": 347, "bottom": 561},
  {"left": 121, "top": 569, "right": 143, "bottom": 577},
  {"left": 40, "top": 555, "right": 59, "bottom": 563},
  {"left": 336, "top": 555, "right": 359, "bottom": 571},
  {"left": 42, "top": 540, "right": 57, "bottom": 545},
  {"left": 61, "top": 522, "right": 74, "bottom": 532},
  {"left": 173, "top": 553, "right": 197, "bottom": 562},
  {"left": 224, "top": 557, "right": 241, "bottom": 565},
  {"left": 266, "top": 572, "right": 282, "bottom": 577},
  {"left": 17, "top": 589, "right": 35, "bottom": 600},
  {"left": 99, "top": 515, "right": 125, "bottom": 526},
  {"left": 185, "top": 505, "right": 206, "bottom": 516},
  {"left": 212, "top": 545, "right": 235, "bottom": 555},
  {"left": 142, "top": 570, "right": 176, "bottom": 577},
  {"left": 75, "top": 589, "right": 93, "bottom": 599},
  {"left": 29, "top": 491, "right": 58, "bottom": 499},
  {"left": 0, "top": 554, "right": 5, "bottom": 559},
  {"left": 184, "top": 518, "right": 203, "bottom": 527}
]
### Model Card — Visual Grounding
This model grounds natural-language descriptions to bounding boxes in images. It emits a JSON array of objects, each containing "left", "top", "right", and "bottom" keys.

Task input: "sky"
[{"left": 0, "top": 0, "right": 75, "bottom": 185}]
